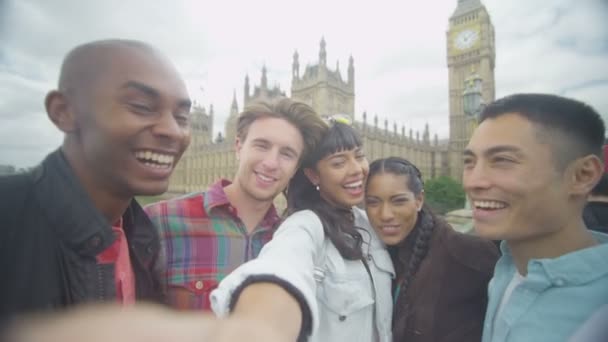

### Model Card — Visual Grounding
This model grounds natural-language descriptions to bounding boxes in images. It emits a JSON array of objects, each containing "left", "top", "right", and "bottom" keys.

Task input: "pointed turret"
[
  {"left": 452, "top": 0, "right": 483, "bottom": 18},
  {"left": 292, "top": 50, "right": 300, "bottom": 80},
  {"left": 244, "top": 74, "right": 250, "bottom": 105},
  {"left": 347, "top": 55, "right": 355, "bottom": 88},
  {"left": 319, "top": 37, "right": 327, "bottom": 66},
  {"left": 261, "top": 65, "right": 268, "bottom": 89},
  {"left": 231, "top": 90, "right": 238, "bottom": 112}
]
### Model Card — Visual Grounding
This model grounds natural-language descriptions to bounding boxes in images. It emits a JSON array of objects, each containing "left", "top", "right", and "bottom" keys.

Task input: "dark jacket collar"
[{"left": 31, "top": 149, "right": 157, "bottom": 257}]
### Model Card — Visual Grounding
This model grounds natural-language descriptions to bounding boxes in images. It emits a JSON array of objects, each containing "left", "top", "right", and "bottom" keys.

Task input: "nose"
[
  {"left": 347, "top": 157, "right": 365, "bottom": 177},
  {"left": 463, "top": 160, "right": 491, "bottom": 195},
  {"left": 379, "top": 203, "right": 394, "bottom": 222},
  {"left": 260, "top": 148, "right": 280, "bottom": 170}
]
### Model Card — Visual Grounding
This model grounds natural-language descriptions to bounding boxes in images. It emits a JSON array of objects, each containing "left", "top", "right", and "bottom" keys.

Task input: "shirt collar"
[
  {"left": 203, "top": 178, "right": 281, "bottom": 230},
  {"left": 33, "top": 149, "right": 115, "bottom": 255},
  {"left": 204, "top": 179, "right": 233, "bottom": 211},
  {"left": 33, "top": 149, "right": 157, "bottom": 257},
  {"left": 500, "top": 232, "right": 608, "bottom": 286}
]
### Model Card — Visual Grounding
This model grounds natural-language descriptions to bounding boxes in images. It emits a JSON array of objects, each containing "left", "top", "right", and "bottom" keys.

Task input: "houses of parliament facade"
[{"left": 169, "top": 0, "right": 496, "bottom": 195}]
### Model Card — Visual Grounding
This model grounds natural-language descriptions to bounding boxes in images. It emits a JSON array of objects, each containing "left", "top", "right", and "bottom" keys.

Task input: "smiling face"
[
  {"left": 305, "top": 147, "right": 368, "bottom": 209},
  {"left": 233, "top": 116, "right": 304, "bottom": 204},
  {"left": 365, "top": 172, "right": 423, "bottom": 246},
  {"left": 55, "top": 45, "right": 192, "bottom": 198},
  {"left": 463, "top": 113, "right": 573, "bottom": 242}
]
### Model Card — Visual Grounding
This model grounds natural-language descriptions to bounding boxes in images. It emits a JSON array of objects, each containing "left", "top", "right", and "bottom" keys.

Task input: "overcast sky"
[{"left": 1, "top": 0, "right": 607, "bottom": 168}]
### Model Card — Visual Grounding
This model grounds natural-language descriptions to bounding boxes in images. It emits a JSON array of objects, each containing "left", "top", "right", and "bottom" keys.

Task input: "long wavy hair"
[
  {"left": 366, "top": 157, "right": 438, "bottom": 334},
  {"left": 284, "top": 122, "right": 365, "bottom": 260}
]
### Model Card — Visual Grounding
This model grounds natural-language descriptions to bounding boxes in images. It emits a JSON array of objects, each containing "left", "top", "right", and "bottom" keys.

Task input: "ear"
[
  {"left": 45, "top": 90, "right": 77, "bottom": 133},
  {"left": 303, "top": 167, "right": 320, "bottom": 186},
  {"left": 234, "top": 137, "right": 243, "bottom": 161},
  {"left": 567, "top": 155, "right": 603, "bottom": 196},
  {"left": 415, "top": 191, "right": 425, "bottom": 212}
]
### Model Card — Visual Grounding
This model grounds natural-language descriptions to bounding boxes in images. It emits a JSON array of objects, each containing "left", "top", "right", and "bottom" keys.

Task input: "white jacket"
[{"left": 211, "top": 208, "right": 394, "bottom": 342}]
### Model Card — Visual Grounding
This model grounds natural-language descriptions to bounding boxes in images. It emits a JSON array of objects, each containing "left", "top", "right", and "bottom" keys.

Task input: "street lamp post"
[
  {"left": 462, "top": 71, "right": 484, "bottom": 212},
  {"left": 463, "top": 71, "right": 484, "bottom": 121}
]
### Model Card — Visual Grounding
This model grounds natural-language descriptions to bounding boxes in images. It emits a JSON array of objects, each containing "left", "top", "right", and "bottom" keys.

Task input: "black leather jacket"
[{"left": 0, "top": 150, "right": 165, "bottom": 322}]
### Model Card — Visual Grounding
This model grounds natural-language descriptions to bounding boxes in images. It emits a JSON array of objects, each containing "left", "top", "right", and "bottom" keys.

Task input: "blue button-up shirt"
[{"left": 483, "top": 231, "right": 608, "bottom": 342}]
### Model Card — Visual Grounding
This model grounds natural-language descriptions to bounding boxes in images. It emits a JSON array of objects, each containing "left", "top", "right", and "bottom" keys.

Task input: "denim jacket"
[{"left": 211, "top": 207, "right": 394, "bottom": 342}]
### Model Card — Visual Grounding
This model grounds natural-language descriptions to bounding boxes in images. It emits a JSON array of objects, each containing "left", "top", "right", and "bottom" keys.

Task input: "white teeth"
[
  {"left": 382, "top": 225, "right": 399, "bottom": 229},
  {"left": 381, "top": 225, "right": 400, "bottom": 232},
  {"left": 474, "top": 200, "right": 506, "bottom": 209},
  {"left": 344, "top": 180, "right": 362, "bottom": 188},
  {"left": 135, "top": 151, "right": 175, "bottom": 166},
  {"left": 257, "top": 173, "right": 274, "bottom": 182},
  {"left": 143, "top": 162, "right": 170, "bottom": 169}
]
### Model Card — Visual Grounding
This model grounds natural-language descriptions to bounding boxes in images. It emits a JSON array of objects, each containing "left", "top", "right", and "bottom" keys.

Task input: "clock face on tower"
[{"left": 454, "top": 29, "right": 479, "bottom": 50}]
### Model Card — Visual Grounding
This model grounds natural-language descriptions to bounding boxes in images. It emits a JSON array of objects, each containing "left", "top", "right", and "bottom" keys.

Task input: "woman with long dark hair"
[
  {"left": 365, "top": 157, "right": 499, "bottom": 342},
  {"left": 211, "top": 120, "right": 394, "bottom": 341}
]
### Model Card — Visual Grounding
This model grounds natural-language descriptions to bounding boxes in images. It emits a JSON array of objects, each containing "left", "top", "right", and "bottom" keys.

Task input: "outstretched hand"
[{"left": 4, "top": 304, "right": 289, "bottom": 342}]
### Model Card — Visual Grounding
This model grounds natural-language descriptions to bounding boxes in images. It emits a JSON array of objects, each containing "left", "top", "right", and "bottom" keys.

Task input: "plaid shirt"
[{"left": 144, "top": 179, "right": 279, "bottom": 310}]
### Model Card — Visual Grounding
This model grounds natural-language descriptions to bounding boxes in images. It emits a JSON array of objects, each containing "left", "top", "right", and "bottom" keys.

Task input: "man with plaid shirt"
[{"left": 145, "top": 97, "right": 327, "bottom": 310}]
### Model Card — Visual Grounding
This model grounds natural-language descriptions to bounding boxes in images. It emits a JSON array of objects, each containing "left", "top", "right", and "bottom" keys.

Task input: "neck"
[
  {"left": 508, "top": 218, "right": 597, "bottom": 275},
  {"left": 319, "top": 193, "right": 351, "bottom": 211},
  {"left": 61, "top": 144, "right": 131, "bottom": 224},
  {"left": 224, "top": 181, "right": 274, "bottom": 233}
]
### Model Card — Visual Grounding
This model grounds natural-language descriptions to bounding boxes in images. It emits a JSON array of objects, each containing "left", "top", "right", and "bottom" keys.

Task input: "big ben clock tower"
[{"left": 447, "top": 0, "right": 495, "bottom": 180}]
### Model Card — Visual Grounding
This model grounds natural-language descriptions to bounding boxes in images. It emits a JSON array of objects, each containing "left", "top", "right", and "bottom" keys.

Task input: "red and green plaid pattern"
[{"left": 144, "top": 179, "right": 279, "bottom": 310}]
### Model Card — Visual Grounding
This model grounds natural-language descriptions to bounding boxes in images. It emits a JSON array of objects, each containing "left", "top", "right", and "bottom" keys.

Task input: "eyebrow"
[
  {"left": 327, "top": 153, "right": 347, "bottom": 161},
  {"left": 122, "top": 81, "right": 159, "bottom": 98},
  {"left": 365, "top": 193, "right": 410, "bottom": 200},
  {"left": 122, "top": 81, "right": 192, "bottom": 109},
  {"left": 251, "top": 137, "right": 298, "bottom": 155},
  {"left": 463, "top": 145, "right": 524, "bottom": 158}
]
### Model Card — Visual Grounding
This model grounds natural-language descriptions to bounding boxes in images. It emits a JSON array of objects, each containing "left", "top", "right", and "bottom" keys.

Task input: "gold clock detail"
[{"left": 454, "top": 29, "right": 479, "bottom": 50}]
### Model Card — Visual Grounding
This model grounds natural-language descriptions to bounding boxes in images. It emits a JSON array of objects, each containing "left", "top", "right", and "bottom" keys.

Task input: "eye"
[
  {"left": 365, "top": 198, "right": 379, "bottom": 206},
  {"left": 463, "top": 157, "right": 475, "bottom": 168},
  {"left": 129, "top": 102, "right": 154, "bottom": 114},
  {"left": 253, "top": 142, "right": 269, "bottom": 150},
  {"left": 280, "top": 150, "right": 296, "bottom": 160},
  {"left": 492, "top": 155, "right": 515, "bottom": 165},
  {"left": 390, "top": 197, "right": 410, "bottom": 206},
  {"left": 174, "top": 113, "right": 190, "bottom": 126}
]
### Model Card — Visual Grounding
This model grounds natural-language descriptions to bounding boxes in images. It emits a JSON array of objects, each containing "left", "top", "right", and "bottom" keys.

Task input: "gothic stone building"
[{"left": 169, "top": 0, "right": 495, "bottom": 195}]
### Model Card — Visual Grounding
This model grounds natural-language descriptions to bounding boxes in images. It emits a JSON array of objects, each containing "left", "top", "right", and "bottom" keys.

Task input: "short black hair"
[{"left": 479, "top": 93, "right": 605, "bottom": 169}]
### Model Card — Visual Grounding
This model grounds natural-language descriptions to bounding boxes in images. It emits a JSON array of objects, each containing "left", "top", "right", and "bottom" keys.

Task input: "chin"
[
  {"left": 133, "top": 181, "right": 170, "bottom": 197},
  {"left": 382, "top": 237, "right": 402, "bottom": 247},
  {"left": 343, "top": 198, "right": 363, "bottom": 208},
  {"left": 472, "top": 222, "right": 504, "bottom": 240}
]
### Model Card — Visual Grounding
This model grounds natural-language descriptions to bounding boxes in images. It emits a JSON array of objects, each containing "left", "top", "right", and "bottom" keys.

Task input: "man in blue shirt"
[{"left": 463, "top": 93, "right": 608, "bottom": 342}]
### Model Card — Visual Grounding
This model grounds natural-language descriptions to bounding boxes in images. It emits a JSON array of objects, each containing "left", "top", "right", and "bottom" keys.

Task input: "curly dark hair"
[{"left": 284, "top": 122, "right": 366, "bottom": 260}]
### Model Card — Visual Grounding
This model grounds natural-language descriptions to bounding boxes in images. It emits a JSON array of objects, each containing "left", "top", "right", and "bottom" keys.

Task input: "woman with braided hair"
[{"left": 365, "top": 157, "right": 499, "bottom": 342}]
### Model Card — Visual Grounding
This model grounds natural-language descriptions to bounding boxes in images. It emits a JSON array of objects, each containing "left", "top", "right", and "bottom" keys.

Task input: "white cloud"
[{"left": 1, "top": 0, "right": 607, "bottom": 167}]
